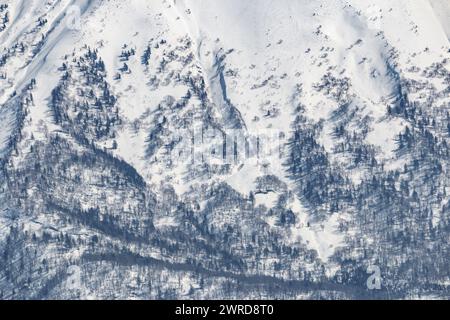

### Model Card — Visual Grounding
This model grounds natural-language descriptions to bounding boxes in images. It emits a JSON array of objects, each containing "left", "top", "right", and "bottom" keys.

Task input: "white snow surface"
[{"left": 1, "top": 0, "right": 449, "bottom": 262}]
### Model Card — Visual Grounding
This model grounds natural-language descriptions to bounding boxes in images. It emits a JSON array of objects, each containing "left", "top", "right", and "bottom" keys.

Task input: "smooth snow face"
[
  {"left": 254, "top": 191, "right": 279, "bottom": 209},
  {"left": 429, "top": 0, "right": 450, "bottom": 40}
]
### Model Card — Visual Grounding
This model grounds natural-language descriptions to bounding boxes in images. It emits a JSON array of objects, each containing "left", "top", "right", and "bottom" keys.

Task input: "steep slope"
[
  {"left": 429, "top": 0, "right": 450, "bottom": 39},
  {"left": 0, "top": 0, "right": 449, "bottom": 299}
]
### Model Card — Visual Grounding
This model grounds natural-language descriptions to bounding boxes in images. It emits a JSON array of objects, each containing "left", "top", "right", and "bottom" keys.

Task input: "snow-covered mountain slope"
[
  {"left": 0, "top": 0, "right": 449, "bottom": 299},
  {"left": 430, "top": 0, "right": 450, "bottom": 39}
]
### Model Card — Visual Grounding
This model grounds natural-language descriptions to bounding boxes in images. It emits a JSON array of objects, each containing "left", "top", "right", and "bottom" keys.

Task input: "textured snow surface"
[{"left": 0, "top": 0, "right": 449, "bottom": 300}]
